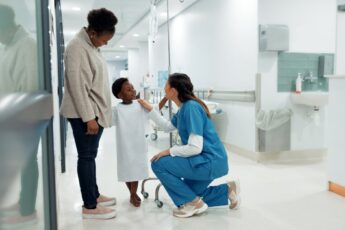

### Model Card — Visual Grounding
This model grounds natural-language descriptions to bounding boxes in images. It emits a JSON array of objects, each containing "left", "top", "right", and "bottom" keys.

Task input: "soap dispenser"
[{"left": 295, "top": 73, "right": 302, "bottom": 94}]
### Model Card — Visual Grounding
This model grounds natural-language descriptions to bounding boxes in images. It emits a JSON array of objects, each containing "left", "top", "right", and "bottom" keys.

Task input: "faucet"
[{"left": 303, "top": 71, "right": 318, "bottom": 83}]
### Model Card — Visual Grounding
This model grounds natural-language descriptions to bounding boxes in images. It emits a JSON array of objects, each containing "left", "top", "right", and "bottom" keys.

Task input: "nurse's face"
[{"left": 164, "top": 82, "right": 178, "bottom": 100}]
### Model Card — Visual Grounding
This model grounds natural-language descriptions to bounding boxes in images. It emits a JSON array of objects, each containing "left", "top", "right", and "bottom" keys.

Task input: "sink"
[{"left": 290, "top": 92, "right": 328, "bottom": 107}]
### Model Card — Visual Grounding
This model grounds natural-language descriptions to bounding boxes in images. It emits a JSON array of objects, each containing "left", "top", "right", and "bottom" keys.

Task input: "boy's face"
[{"left": 118, "top": 81, "right": 136, "bottom": 101}]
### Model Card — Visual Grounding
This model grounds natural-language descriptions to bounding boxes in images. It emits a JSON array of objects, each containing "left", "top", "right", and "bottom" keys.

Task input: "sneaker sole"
[
  {"left": 173, "top": 203, "right": 208, "bottom": 218},
  {"left": 98, "top": 199, "right": 116, "bottom": 207},
  {"left": 196, "top": 203, "right": 208, "bottom": 215},
  {"left": 82, "top": 211, "right": 117, "bottom": 220},
  {"left": 229, "top": 180, "right": 241, "bottom": 210}
]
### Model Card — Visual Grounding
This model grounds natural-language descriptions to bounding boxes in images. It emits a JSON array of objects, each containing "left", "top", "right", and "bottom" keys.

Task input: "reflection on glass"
[
  {"left": 0, "top": 2, "right": 44, "bottom": 230},
  {"left": 0, "top": 5, "right": 38, "bottom": 93}
]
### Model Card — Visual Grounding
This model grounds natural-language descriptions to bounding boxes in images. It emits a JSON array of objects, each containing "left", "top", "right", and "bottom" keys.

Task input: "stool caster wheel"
[
  {"left": 142, "top": 191, "right": 149, "bottom": 199},
  {"left": 155, "top": 200, "right": 163, "bottom": 208}
]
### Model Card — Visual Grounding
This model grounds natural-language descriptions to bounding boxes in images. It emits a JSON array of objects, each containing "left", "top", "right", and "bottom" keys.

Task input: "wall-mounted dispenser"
[{"left": 259, "top": 24, "right": 289, "bottom": 52}]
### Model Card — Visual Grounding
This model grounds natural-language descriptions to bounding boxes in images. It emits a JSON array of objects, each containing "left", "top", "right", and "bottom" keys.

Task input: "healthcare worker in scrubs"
[{"left": 138, "top": 73, "right": 240, "bottom": 218}]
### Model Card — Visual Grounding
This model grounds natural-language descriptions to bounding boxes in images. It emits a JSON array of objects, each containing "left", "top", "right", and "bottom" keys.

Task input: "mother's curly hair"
[{"left": 87, "top": 8, "right": 118, "bottom": 34}]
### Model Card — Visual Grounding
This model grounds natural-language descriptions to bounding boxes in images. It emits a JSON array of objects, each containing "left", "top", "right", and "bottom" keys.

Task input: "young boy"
[{"left": 111, "top": 78, "right": 155, "bottom": 207}]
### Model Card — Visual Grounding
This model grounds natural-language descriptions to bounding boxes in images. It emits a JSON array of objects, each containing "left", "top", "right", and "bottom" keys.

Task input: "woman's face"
[
  {"left": 90, "top": 31, "right": 114, "bottom": 48},
  {"left": 164, "top": 82, "right": 177, "bottom": 100}
]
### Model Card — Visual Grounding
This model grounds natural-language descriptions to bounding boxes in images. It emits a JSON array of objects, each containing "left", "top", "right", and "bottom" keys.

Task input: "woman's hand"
[
  {"left": 137, "top": 99, "right": 153, "bottom": 112},
  {"left": 151, "top": 149, "right": 170, "bottom": 162},
  {"left": 86, "top": 119, "right": 99, "bottom": 135}
]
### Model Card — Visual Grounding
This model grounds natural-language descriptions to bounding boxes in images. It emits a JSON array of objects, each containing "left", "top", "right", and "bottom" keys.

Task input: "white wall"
[
  {"left": 335, "top": 12, "right": 345, "bottom": 74},
  {"left": 327, "top": 77, "right": 345, "bottom": 186},
  {"left": 107, "top": 60, "right": 127, "bottom": 83},
  {"left": 258, "top": 0, "right": 337, "bottom": 150},
  {"left": 327, "top": 7, "right": 345, "bottom": 187},
  {"left": 149, "top": 31, "right": 169, "bottom": 87},
  {"left": 128, "top": 42, "right": 149, "bottom": 91},
  {"left": 150, "top": 0, "right": 258, "bottom": 151}
]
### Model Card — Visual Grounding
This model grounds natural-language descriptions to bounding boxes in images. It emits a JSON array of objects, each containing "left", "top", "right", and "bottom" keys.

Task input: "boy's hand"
[
  {"left": 137, "top": 99, "right": 153, "bottom": 111},
  {"left": 151, "top": 149, "right": 170, "bottom": 162}
]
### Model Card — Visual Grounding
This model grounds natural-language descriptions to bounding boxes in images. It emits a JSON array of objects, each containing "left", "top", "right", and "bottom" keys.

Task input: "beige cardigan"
[{"left": 60, "top": 28, "right": 112, "bottom": 128}]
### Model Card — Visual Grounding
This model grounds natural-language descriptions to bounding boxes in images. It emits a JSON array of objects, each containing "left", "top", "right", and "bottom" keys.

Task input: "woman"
[
  {"left": 60, "top": 8, "right": 117, "bottom": 219},
  {"left": 138, "top": 73, "right": 240, "bottom": 218}
]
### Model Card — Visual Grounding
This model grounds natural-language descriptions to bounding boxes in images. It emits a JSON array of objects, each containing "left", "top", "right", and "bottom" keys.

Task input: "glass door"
[{"left": 0, "top": 0, "right": 57, "bottom": 229}]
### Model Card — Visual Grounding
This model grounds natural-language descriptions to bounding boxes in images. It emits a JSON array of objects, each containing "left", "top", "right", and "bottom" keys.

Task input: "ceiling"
[{"left": 60, "top": 0, "right": 199, "bottom": 61}]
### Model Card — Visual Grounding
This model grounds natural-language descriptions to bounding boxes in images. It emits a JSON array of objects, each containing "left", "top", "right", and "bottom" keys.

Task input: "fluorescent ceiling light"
[
  {"left": 115, "top": 56, "right": 121, "bottom": 59},
  {"left": 133, "top": 34, "right": 140, "bottom": 37},
  {"left": 72, "top": 7, "right": 81, "bottom": 11},
  {"left": 119, "top": 45, "right": 125, "bottom": 48},
  {"left": 160, "top": 12, "right": 167, "bottom": 17}
]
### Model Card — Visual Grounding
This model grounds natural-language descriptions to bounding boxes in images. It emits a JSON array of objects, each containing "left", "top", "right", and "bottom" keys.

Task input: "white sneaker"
[
  {"left": 228, "top": 180, "right": 241, "bottom": 209},
  {"left": 173, "top": 198, "right": 208, "bottom": 218},
  {"left": 97, "top": 195, "right": 116, "bottom": 207},
  {"left": 82, "top": 205, "right": 116, "bottom": 220}
]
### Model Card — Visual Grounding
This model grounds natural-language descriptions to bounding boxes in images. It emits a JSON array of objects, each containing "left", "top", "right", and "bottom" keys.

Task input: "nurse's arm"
[
  {"left": 148, "top": 108, "right": 176, "bottom": 132},
  {"left": 170, "top": 134, "right": 203, "bottom": 157}
]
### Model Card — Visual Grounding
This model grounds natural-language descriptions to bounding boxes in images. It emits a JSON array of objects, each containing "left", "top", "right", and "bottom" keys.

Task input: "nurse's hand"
[
  {"left": 151, "top": 149, "right": 170, "bottom": 162},
  {"left": 137, "top": 99, "right": 153, "bottom": 112}
]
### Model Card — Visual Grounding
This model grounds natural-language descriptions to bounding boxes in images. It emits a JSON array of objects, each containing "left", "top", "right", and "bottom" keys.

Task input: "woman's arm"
[
  {"left": 151, "top": 134, "right": 203, "bottom": 161},
  {"left": 138, "top": 99, "right": 176, "bottom": 132},
  {"left": 158, "top": 97, "right": 168, "bottom": 110},
  {"left": 170, "top": 134, "right": 203, "bottom": 157}
]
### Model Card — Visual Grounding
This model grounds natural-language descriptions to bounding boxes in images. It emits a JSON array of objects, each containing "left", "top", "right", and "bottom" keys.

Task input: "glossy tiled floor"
[{"left": 57, "top": 126, "right": 345, "bottom": 230}]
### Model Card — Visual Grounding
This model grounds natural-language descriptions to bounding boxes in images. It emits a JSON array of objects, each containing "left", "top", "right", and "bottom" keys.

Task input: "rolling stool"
[{"left": 141, "top": 177, "right": 164, "bottom": 208}]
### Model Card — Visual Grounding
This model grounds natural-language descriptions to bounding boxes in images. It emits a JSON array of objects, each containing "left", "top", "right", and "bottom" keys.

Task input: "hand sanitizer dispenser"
[
  {"left": 259, "top": 24, "right": 289, "bottom": 52},
  {"left": 295, "top": 73, "right": 302, "bottom": 94}
]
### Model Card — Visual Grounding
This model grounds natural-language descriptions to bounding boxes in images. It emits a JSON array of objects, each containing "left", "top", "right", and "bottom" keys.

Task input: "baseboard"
[
  {"left": 224, "top": 143, "right": 327, "bottom": 163},
  {"left": 329, "top": 181, "right": 345, "bottom": 197}
]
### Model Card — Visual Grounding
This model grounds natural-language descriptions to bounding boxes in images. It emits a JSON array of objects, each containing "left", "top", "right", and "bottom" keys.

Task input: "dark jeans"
[{"left": 68, "top": 118, "right": 103, "bottom": 209}]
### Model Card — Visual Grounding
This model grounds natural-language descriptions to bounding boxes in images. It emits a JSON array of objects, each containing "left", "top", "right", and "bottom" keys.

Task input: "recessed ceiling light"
[
  {"left": 119, "top": 45, "right": 125, "bottom": 48},
  {"left": 115, "top": 56, "right": 120, "bottom": 59},
  {"left": 133, "top": 33, "right": 140, "bottom": 37},
  {"left": 72, "top": 7, "right": 81, "bottom": 11}
]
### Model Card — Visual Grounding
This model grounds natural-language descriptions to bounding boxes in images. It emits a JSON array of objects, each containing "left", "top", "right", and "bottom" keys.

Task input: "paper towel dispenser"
[{"left": 259, "top": 24, "right": 289, "bottom": 52}]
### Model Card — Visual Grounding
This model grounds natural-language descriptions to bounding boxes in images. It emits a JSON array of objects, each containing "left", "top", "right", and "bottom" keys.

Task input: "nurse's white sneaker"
[
  {"left": 97, "top": 195, "right": 116, "bottom": 207},
  {"left": 227, "top": 180, "right": 241, "bottom": 210},
  {"left": 173, "top": 197, "right": 208, "bottom": 218},
  {"left": 82, "top": 205, "right": 116, "bottom": 220}
]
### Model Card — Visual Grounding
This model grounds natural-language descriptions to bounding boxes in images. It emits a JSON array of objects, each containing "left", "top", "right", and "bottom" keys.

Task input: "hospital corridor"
[
  {"left": 1, "top": 0, "right": 345, "bottom": 229},
  {"left": 56, "top": 127, "right": 345, "bottom": 230}
]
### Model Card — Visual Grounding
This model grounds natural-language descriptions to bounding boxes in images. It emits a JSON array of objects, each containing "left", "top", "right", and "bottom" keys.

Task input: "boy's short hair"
[{"left": 112, "top": 77, "right": 128, "bottom": 99}]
